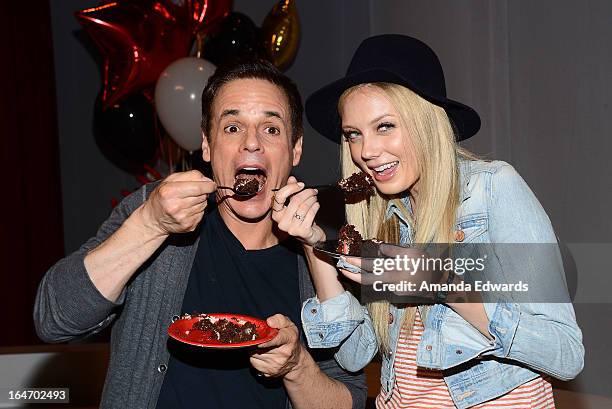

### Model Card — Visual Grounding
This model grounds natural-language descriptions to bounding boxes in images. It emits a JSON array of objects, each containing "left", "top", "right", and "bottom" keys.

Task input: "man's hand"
[
  {"left": 249, "top": 314, "right": 304, "bottom": 379},
  {"left": 272, "top": 176, "right": 325, "bottom": 246},
  {"left": 84, "top": 170, "right": 214, "bottom": 302},
  {"left": 139, "top": 170, "right": 216, "bottom": 236},
  {"left": 251, "top": 316, "right": 355, "bottom": 409}
]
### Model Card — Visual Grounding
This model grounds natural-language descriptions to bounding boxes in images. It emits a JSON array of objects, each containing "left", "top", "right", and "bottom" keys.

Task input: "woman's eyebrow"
[
  {"left": 343, "top": 113, "right": 394, "bottom": 129},
  {"left": 369, "top": 113, "right": 393, "bottom": 125}
]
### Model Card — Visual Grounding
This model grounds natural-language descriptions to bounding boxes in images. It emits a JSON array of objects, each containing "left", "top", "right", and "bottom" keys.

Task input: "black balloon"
[
  {"left": 93, "top": 93, "right": 157, "bottom": 170},
  {"left": 203, "top": 12, "right": 265, "bottom": 65}
]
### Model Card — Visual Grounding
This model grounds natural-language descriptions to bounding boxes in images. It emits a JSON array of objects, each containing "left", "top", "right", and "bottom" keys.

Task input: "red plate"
[{"left": 168, "top": 313, "right": 279, "bottom": 349}]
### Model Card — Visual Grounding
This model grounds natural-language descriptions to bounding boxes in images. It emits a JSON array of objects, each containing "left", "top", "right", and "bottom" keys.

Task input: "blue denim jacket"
[{"left": 302, "top": 160, "right": 584, "bottom": 408}]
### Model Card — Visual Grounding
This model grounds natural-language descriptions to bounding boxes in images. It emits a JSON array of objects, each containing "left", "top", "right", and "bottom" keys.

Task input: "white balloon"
[{"left": 155, "top": 57, "right": 216, "bottom": 152}]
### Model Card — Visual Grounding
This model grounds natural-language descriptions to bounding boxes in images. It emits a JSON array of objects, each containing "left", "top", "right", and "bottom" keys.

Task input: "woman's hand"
[
  {"left": 273, "top": 176, "right": 342, "bottom": 301},
  {"left": 272, "top": 176, "right": 326, "bottom": 246},
  {"left": 338, "top": 244, "right": 442, "bottom": 296}
]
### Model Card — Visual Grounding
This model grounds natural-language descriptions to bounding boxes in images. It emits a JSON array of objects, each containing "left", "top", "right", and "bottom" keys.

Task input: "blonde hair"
[{"left": 339, "top": 83, "right": 477, "bottom": 354}]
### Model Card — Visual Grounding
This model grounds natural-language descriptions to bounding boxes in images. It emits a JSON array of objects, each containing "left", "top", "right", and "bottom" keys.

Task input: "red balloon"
[
  {"left": 75, "top": 1, "right": 199, "bottom": 110},
  {"left": 200, "top": 0, "right": 233, "bottom": 34},
  {"left": 161, "top": 0, "right": 232, "bottom": 35}
]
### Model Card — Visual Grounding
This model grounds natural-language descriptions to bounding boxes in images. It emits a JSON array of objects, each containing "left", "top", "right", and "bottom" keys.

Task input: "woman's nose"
[{"left": 360, "top": 134, "right": 381, "bottom": 160}]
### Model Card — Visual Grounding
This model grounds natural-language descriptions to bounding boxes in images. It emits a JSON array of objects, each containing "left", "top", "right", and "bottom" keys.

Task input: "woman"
[{"left": 271, "top": 35, "right": 583, "bottom": 408}]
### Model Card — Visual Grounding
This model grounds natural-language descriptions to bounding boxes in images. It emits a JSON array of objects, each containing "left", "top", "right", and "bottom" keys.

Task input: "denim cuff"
[
  {"left": 302, "top": 291, "right": 363, "bottom": 324},
  {"left": 301, "top": 292, "right": 365, "bottom": 348}
]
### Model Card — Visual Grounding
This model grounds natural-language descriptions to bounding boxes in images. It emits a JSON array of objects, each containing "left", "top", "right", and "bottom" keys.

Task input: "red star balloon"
[
  {"left": 162, "top": 0, "right": 232, "bottom": 36},
  {"left": 75, "top": 0, "right": 232, "bottom": 110}
]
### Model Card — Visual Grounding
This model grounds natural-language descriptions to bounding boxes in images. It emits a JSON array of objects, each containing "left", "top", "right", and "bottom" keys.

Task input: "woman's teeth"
[{"left": 374, "top": 161, "right": 399, "bottom": 173}]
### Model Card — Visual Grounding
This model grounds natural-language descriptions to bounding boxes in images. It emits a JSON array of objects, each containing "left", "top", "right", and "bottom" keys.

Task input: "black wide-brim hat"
[{"left": 306, "top": 34, "right": 481, "bottom": 143}]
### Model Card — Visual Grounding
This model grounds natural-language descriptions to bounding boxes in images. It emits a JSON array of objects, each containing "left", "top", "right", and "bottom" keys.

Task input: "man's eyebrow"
[
  {"left": 264, "top": 110, "right": 283, "bottom": 120},
  {"left": 220, "top": 109, "right": 239, "bottom": 118},
  {"left": 219, "top": 109, "right": 284, "bottom": 120}
]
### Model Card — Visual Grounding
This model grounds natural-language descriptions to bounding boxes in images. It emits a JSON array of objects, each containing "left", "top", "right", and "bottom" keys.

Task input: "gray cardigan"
[{"left": 34, "top": 183, "right": 366, "bottom": 409}]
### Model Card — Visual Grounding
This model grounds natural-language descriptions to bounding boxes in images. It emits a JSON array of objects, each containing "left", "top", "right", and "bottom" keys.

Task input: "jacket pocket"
[{"left": 456, "top": 214, "right": 488, "bottom": 243}]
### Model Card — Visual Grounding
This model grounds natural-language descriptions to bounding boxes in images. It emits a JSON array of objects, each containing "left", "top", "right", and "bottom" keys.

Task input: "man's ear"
[
  {"left": 201, "top": 131, "right": 211, "bottom": 162},
  {"left": 292, "top": 135, "right": 303, "bottom": 166}
]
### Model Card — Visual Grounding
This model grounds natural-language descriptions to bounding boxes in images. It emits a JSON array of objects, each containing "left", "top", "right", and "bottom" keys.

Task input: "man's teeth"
[{"left": 374, "top": 162, "right": 399, "bottom": 172}]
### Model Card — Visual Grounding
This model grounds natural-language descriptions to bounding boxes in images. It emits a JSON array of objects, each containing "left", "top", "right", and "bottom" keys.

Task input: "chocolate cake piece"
[
  {"left": 337, "top": 224, "right": 363, "bottom": 256},
  {"left": 192, "top": 315, "right": 259, "bottom": 343},
  {"left": 360, "top": 238, "right": 383, "bottom": 258},
  {"left": 234, "top": 177, "right": 261, "bottom": 196},
  {"left": 338, "top": 172, "right": 374, "bottom": 195},
  {"left": 336, "top": 224, "right": 383, "bottom": 257}
]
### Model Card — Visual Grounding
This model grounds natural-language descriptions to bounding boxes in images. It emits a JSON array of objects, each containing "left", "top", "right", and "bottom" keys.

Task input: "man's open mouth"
[{"left": 234, "top": 166, "right": 268, "bottom": 196}]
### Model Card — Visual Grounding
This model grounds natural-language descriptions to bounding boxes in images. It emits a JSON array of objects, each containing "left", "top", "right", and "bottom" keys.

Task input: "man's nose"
[
  {"left": 360, "top": 134, "right": 381, "bottom": 160},
  {"left": 241, "top": 126, "right": 262, "bottom": 152}
]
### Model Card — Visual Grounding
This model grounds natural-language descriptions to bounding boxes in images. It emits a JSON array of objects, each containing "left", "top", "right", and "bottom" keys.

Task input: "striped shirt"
[{"left": 376, "top": 311, "right": 555, "bottom": 408}]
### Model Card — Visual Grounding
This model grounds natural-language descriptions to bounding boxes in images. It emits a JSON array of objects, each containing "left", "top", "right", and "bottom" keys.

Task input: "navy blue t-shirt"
[{"left": 156, "top": 206, "right": 301, "bottom": 409}]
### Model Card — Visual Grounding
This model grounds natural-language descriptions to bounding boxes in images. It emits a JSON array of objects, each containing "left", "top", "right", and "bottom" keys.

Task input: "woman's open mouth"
[{"left": 371, "top": 161, "right": 399, "bottom": 182}]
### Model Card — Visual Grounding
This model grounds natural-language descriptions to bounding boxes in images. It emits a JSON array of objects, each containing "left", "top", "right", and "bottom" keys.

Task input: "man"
[{"left": 34, "top": 60, "right": 366, "bottom": 409}]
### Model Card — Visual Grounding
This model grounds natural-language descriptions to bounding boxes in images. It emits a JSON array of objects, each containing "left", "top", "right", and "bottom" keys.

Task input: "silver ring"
[{"left": 294, "top": 213, "right": 303, "bottom": 220}]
